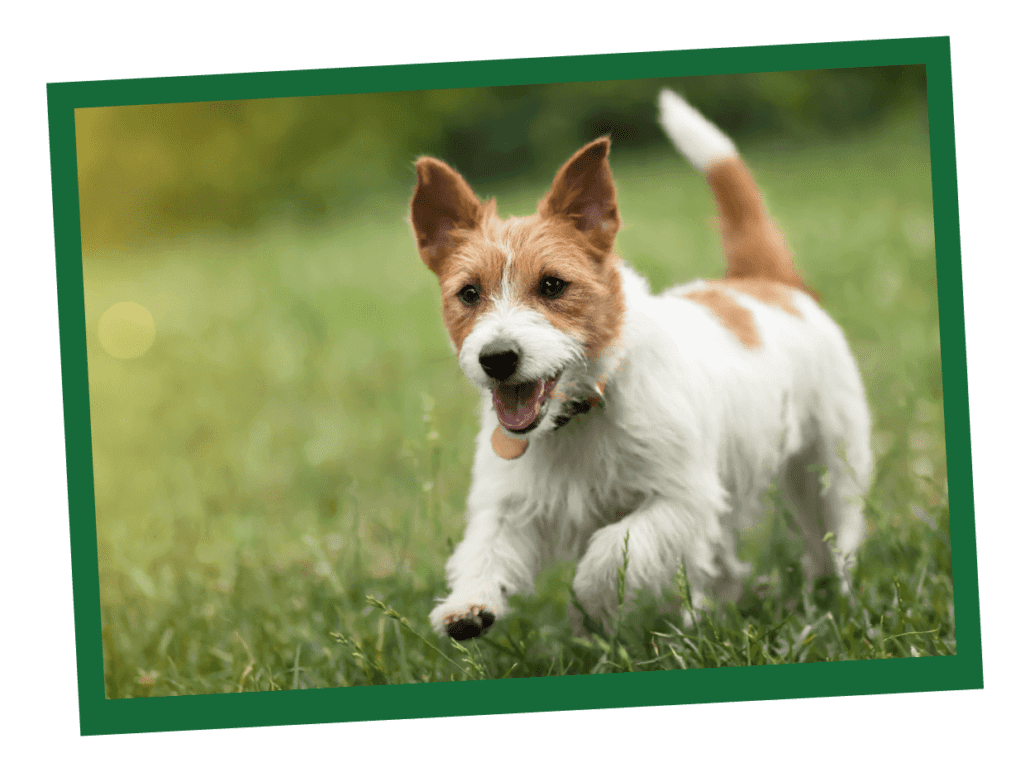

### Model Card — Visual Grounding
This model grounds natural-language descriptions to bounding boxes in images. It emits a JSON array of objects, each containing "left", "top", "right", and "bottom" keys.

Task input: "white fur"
[
  {"left": 658, "top": 89, "right": 737, "bottom": 172},
  {"left": 457, "top": 297, "right": 583, "bottom": 394},
  {"left": 429, "top": 99, "right": 872, "bottom": 637}
]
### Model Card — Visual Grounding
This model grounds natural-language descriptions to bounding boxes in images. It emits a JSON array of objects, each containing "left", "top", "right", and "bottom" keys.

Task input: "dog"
[{"left": 410, "top": 90, "right": 872, "bottom": 640}]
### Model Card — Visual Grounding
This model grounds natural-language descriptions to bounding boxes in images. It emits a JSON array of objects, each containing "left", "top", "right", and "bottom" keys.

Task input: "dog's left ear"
[{"left": 538, "top": 138, "right": 620, "bottom": 256}]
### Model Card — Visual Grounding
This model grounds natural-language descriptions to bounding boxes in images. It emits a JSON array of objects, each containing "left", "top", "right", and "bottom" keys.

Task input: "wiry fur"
[{"left": 411, "top": 90, "right": 872, "bottom": 638}]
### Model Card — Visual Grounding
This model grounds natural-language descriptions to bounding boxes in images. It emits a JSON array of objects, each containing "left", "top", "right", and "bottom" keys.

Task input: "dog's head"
[{"left": 411, "top": 139, "right": 625, "bottom": 445}]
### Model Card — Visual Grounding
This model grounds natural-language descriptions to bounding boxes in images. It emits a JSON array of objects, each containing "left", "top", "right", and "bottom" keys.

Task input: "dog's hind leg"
[{"left": 781, "top": 426, "right": 871, "bottom": 597}]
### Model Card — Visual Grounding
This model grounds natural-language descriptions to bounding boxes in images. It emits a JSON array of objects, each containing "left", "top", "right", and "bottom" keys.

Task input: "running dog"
[{"left": 410, "top": 90, "right": 871, "bottom": 639}]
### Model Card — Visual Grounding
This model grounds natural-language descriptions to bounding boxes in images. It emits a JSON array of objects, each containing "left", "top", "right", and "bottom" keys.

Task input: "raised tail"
[{"left": 657, "top": 89, "right": 813, "bottom": 296}]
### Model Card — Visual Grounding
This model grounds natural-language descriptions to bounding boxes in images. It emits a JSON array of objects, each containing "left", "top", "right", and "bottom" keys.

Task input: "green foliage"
[
  {"left": 77, "top": 66, "right": 925, "bottom": 250},
  {"left": 85, "top": 110, "right": 948, "bottom": 697}
]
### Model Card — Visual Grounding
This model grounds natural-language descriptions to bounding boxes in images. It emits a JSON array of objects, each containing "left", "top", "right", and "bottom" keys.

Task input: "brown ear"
[
  {"left": 411, "top": 157, "right": 484, "bottom": 274},
  {"left": 538, "top": 138, "right": 620, "bottom": 255}
]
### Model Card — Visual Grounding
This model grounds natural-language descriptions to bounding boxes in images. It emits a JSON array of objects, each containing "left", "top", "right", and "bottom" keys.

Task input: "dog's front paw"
[{"left": 430, "top": 598, "right": 502, "bottom": 640}]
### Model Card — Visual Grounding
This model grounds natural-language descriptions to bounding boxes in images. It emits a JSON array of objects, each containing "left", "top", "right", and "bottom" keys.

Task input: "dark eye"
[
  {"left": 458, "top": 284, "right": 481, "bottom": 306},
  {"left": 539, "top": 276, "right": 568, "bottom": 300}
]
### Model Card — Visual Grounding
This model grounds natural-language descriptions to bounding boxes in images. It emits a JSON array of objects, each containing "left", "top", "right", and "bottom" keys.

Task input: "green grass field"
[{"left": 83, "top": 109, "right": 952, "bottom": 697}]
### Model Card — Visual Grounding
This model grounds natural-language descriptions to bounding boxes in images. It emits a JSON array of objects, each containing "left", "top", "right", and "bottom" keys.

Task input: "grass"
[{"left": 82, "top": 109, "right": 952, "bottom": 697}]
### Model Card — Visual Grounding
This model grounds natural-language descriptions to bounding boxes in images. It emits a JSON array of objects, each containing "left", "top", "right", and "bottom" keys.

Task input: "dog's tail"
[{"left": 657, "top": 89, "right": 812, "bottom": 295}]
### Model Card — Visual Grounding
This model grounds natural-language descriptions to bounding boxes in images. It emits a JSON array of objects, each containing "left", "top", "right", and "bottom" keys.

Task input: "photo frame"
[{"left": 47, "top": 35, "right": 982, "bottom": 736}]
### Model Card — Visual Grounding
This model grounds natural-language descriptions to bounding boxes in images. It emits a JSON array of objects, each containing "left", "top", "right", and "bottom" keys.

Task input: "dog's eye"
[
  {"left": 458, "top": 284, "right": 481, "bottom": 306},
  {"left": 539, "top": 276, "right": 568, "bottom": 300}
]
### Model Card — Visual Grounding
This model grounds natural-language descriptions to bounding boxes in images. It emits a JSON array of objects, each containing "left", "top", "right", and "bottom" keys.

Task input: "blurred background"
[
  {"left": 76, "top": 66, "right": 927, "bottom": 250},
  {"left": 78, "top": 65, "right": 946, "bottom": 696}
]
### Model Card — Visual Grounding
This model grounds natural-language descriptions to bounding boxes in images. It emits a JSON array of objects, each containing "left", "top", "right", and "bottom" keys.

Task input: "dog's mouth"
[{"left": 492, "top": 373, "right": 561, "bottom": 433}]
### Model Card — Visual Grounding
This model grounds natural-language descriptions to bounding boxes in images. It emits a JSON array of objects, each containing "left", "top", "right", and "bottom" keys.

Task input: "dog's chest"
[{"left": 506, "top": 412, "right": 648, "bottom": 548}]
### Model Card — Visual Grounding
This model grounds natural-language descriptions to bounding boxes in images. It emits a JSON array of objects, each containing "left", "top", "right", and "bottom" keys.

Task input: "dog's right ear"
[{"left": 411, "top": 157, "right": 484, "bottom": 274}]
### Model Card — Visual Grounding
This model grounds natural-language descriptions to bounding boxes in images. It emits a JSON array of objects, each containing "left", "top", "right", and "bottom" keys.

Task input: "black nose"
[{"left": 479, "top": 348, "right": 520, "bottom": 380}]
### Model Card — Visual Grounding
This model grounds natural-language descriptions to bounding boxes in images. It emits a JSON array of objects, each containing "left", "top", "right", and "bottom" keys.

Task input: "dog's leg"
[
  {"left": 570, "top": 498, "right": 739, "bottom": 635},
  {"left": 782, "top": 433, "right": 871, "bottom": 596},
  {"left": 429, "top": 502, "right": 542, "bottom": 640}
]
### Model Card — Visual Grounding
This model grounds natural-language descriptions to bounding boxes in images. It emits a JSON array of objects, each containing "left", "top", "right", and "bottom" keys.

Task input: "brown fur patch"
[
  {"left": 502, "top": 217, "right": 624, "bottom": 359},
  {"left": 435, "top": 238, "right": 508, "bottom": 349},
  {"left": 684, "top": 286, "right": 761, "bottom": 349},
  {"left": 717, "top": 277, "right": 803, "bottom": 318}
]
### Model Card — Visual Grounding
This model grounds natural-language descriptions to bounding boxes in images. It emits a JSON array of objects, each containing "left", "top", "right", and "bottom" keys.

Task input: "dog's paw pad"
[{"left": 445, "top": 609, "right": 495, "bottom": 640}]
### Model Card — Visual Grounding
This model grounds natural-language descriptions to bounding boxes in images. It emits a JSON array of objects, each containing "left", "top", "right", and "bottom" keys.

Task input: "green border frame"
[{"left": 47, "top": 36, "right": 982, "bottom": 736}]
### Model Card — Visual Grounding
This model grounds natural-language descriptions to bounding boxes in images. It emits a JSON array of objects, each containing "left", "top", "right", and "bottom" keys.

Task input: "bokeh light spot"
[{"left": 98, "top": 301, "right": 156, "bottom": 359}]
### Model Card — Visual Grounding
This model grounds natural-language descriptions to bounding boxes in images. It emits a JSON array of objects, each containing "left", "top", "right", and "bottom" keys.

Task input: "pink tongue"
[{"left": 492, "top": 379, "right": 546, "bottom": 431}]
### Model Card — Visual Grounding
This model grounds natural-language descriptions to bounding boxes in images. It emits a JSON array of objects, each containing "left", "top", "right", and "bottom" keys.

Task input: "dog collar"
[{"left": 491, "top": 378, "right": 606, "bottom": 460}]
